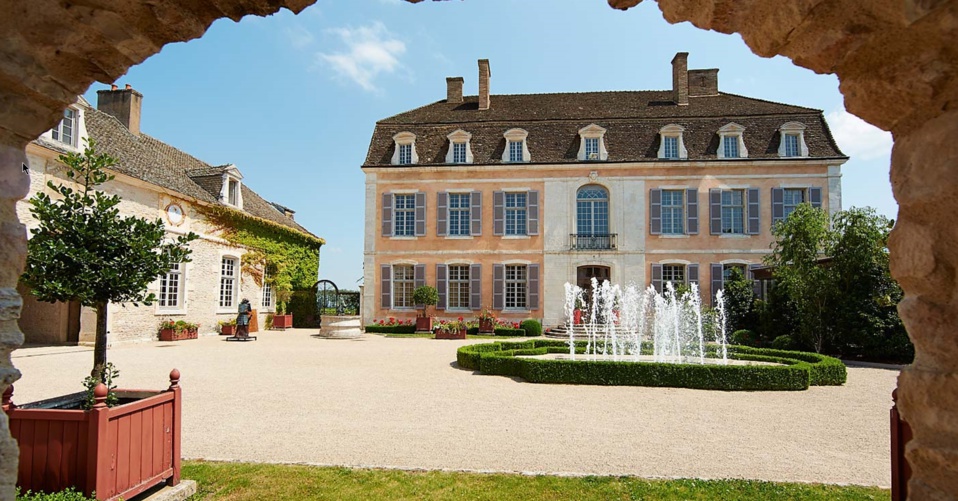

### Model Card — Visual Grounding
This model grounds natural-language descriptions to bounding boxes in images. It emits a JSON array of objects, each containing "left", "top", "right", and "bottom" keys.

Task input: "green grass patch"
[
  {"left": 181, "top": 461, "right": 887, "bottom": 501},
  {"left": 379, "top": 333, "right": 501, "bottom": 339}
]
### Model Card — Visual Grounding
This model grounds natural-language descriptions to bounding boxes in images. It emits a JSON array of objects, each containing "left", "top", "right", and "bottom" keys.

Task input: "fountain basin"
[{"left": 457, "top": 340, "right": 846, "bottom": 391}]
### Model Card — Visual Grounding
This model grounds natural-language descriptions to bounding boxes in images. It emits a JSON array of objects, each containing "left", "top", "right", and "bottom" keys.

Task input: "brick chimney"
[
  {"left": 671, "top": 52, "right": 689, "bottom": 106},
  {"left": 478, "top": 59, "right": 491, "bottom": 111},
  {"left": 446, "top": 76, "right": 464, "bottom": 104},
  {"left": 97, "top": 84, "right": 143, "bottom": 135},
  {"left": 688, "top": 69, "right": 719, "bottom": 96}
]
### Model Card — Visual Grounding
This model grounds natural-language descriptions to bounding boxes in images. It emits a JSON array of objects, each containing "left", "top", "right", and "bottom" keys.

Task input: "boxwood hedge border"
[{"left": 456, "top": 340, "right": 846, "bottom": 391}]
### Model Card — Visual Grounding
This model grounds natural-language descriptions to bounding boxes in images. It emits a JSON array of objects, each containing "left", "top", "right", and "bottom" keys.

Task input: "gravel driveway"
[{"left": 9, "top": 330, "right": 899, "bottom": 486}]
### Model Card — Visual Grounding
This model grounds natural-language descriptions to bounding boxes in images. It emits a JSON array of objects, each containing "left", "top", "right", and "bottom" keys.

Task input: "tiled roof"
[
  {"left": 81, "top": 107, "right": 319, "bottom": 240},
  {"left": 364, "top": 91, "right": 846, "bottom": 167}
]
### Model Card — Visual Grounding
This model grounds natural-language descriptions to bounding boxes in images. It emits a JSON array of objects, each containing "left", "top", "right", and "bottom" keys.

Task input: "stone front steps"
[{"left": 545, "top": 324, "right": 633, "bottom": 340}]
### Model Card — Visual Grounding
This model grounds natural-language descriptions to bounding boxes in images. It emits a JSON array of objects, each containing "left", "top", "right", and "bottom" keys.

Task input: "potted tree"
[
  {"left": 272, "top": 290, "right": 293, "bottom": 330},
  {"left": 13, "top": 140, "right": 196, "bottom": 499},
  {"left": 413, "top": 285, "right": 438, "bottom": 333}
]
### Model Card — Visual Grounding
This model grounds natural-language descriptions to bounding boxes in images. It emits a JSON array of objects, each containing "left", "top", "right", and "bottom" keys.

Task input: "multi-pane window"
[
  {"left": 663, "top": 136, "right": 679, "bottom": 159},
  {"left": 262, "top": 271, "right": 273, "bottom": 309},
  {"left": 585, "top": 137, "right": 600, "bottom": 159},
  {"left": 783, "top": 134, "right": 800, "bottom": 157},
  {"left": 392, "top": 265, "right": 415, "bottom": 308},
  {"left": 219, "top": 257, "right": 237, "bottom": 308},
  {"left": 505, "top": 265, "right": 527, "bottom": 309},
  {"left": 508, "top": 140, "right": 524, "bottom": 162},
  {"left": 505, "top": 192, "right": 528, "bottom": 235},
  {"left": 159, "top": 262, "right": 182, "bottom": 308},
  {"left": 394, "top": 194, "right": 416, "bottom": 236},
  {"left": 783, "top": 188, "right": 805, "bottom": 220},
  {"left": 52, "top": 108, "right": 76, "bottom": 146},
  {"left": 452, "top": 142, "right": 467, "bottom": 163},
  {"left": 723, "top": 136, "right": 740, "bottom": 158},
  {"left": 661, "top": 190, "right": 684, "bottom": 234},
  {"left": 662, "top": 264, "right": 686, "bottom": 287},
  {"left": 576, "top": 186, "right": 609, "bottom": 236},
  {"left": 720, "top": 190, "right": 745, "bottom": 234},
  {"left": 227, "top": 179, "right": 239, "bottom": 206},
  {"left": 448, "top": 265, "right": 471, "bottom": 309},
  {"left": 398, "top": 144, "right": 412, "bottom": 165},
  {"left": 448, "top": 193, "right": 471, "bottom": 236},
  {"left": 723, "top": 264, "right": 747, "bottom": 282}
]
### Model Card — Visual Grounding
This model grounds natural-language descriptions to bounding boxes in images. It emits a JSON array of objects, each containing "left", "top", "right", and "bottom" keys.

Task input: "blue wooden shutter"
[
  {"left": 470, "top": 264, "right": 482, "bottom": 310},
  {"left": 649, "top": 189, "right": 662, "bottom": 235},
  {"left": 437, "top": 192, "right": 448, "bottom": 237},
  {"left": 687, "top": 263, "right": 699, "bottom": 287},
  {"left": 493, "top": 191, "right": 505, "bottom": 236},
  {"left": 686, "top": 189, "right": 698, "bottom": 235},
  {"left": 381, "top": 193, "right": 393, "bottom": 237},
  {"left": 471, "top": 191, "right": 482, "bottom": 236},
  {"left": 747, "top": 188, "right": 760, "bottom": 235},
  {"left": 380, "top": 265, "right": 391, "bottom": 309},
  {"left": 748, "top": 263, "right": 762, "bottom": 299},
  {"left": 709, "top": 189, "right": 722, "bottom": 235},
  {"left": 527, "top": 191, "right": 539, "bottom": 235},
  {"left": 651, "top": 264, "right": 663, "bottom": 292},
  {"left": 436, "top": 264, "right": 447, "bottom": 310},
  {"left": 414, "top": 192, "right": 426, "bottom": 236},
  {"left": 493, "top": 264, "right": 504, "bottom": 310},
  {"left": 772, "top": 188, "right": 785, "bottom": 225},
  {"left": 710, "top": 263, "right": 723, "bottom": 305},
  {"left": 528, "top": 264, "right": 540, "bottom": 310},
  {"left": 809, "top": 187, "right": 823, "bottom": 209}
]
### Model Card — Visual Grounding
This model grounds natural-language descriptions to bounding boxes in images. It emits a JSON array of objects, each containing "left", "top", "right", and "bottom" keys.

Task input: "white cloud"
[
  {"left": 318, "top": 22, "right": 406, "bottom": 93},
  {"left": 826, "top": 108, "right": 893, "bottom": 161},
  {"left": 285, "top": 25, "right": 314, "bottom": 49}
]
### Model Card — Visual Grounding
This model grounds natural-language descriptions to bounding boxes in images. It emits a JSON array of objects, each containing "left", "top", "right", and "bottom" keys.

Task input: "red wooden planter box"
[
  {"left": 271, "top": 314, "right": 293, "bottom": 330},
  {"left": 435, "top": 328, "right": 467, "bottom": 340},
  {"left": 159, "top": 328, "right": 197, "bottom": 341},
  {"left": 220, "top": 325, "right": 235, "bottom": 336},
  {"left": 415, "top": 316, "right": 433, "bottom": 333},
  {"left": 478, "top": 319, "right": 495, "bottom": 334},
  {"left": 3, "top": 370, "right": 183, "bottom": 501}
]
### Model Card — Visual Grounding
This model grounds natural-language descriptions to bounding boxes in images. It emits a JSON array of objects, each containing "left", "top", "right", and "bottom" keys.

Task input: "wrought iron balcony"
[{"left": 570, "top": 233, "right": 617, "bottom": 250}]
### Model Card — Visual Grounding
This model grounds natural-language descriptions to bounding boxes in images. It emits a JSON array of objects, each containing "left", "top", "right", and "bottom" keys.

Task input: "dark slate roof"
[
  {"left": 364, "top": 91, "right": 846, "bottom": 167},
  {"left": 80, "top": 107, "right": 319, "bottom": 240}
]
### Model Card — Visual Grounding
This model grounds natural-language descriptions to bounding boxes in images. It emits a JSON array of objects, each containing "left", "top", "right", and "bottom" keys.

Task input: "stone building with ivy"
[{"left": 16, "top": 86, "right": 323, "bottom": 345}]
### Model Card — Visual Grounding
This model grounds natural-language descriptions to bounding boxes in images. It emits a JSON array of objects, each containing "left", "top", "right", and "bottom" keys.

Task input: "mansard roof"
[{"left": 363, "top": 91, "right": 846, "bottom": 167}]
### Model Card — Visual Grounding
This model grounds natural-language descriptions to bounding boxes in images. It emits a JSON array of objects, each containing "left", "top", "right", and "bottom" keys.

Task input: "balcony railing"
[{"left": 570, "top": 233, "right": 617, "bottom": 250}]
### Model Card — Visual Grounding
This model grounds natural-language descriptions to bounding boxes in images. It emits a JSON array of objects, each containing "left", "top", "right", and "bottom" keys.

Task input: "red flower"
[{"left": 458, "top": 316, "right": 464, "bottom": 322}]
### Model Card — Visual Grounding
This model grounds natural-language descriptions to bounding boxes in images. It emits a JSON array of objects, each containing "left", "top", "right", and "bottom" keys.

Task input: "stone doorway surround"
[{"left": 1, "top": 1, "right": 956, "bottom": 499}]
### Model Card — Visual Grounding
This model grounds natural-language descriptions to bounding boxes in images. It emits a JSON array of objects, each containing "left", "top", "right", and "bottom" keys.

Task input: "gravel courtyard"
[{"left": 10, "top": 330, "right": 899, "bottom": 487}]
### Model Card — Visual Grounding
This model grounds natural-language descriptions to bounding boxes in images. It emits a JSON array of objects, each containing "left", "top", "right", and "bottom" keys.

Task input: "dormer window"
[
  {"left": 52, "top": 108, "right": 77, "bottom": 146},
  {"left": 445, "top": 129, "right": 473, "bottom": 164},
  {"left": 220, "top": 164, "right": 244, "bottom": 210},
  {"left": 502, "top": 128, "right": 530, "bottom": 163},
  {"left": 577, "top": 124, "right": 608, "bottom": 161},
  {"left": 391, "top": 132, "right": 418, "bottom": 165},
  {"left": 717, "top": 123, "right": 748, "bottom": 159},
  {"left": 778, "top": 122, "right": 809, "bottom": 158},
  {"left": 657, "top": 124, "right": 688, "bottom": 160},
  {"left": 228, "top": 178, "right": 240, "bottom": 206}
]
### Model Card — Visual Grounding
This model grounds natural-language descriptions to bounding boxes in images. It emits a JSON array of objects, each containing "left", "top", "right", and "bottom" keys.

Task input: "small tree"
[
  {"left": 412, "top": 285, "right": 438, "bottom": 318},
  {"left": 21, "top": 139, "right": 197, "bottom": 380},
  {"left": 722, "top": 267, "right": 755, "bottom": 333}
]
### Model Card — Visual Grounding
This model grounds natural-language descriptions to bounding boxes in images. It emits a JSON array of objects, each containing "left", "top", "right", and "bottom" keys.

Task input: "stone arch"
[{"left": 1, "top": 0, "right": 957, "bottom": 498}]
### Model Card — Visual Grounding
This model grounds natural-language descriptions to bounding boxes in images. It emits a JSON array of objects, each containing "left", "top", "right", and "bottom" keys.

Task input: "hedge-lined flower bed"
[{"left": 456, "top": 340, "right": 846, "bottom": 391}]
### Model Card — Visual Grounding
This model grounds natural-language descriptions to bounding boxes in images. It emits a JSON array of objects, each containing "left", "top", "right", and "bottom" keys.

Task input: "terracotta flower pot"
[
  {"left": 415, "top": 316, "right": 433, "bottom": 332},
  {"left": 478, "top": 319, "right": 495, "bottom": 333},
  {"left": 220, "top": 325, "right": 235, "bottom": 336}
]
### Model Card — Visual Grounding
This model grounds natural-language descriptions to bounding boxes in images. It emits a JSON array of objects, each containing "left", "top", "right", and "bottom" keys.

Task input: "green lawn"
[{"left": 182, "top": 461, "right": 889, "bottom": 501}]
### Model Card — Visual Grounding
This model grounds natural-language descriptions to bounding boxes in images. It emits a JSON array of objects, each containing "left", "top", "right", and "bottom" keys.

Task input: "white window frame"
[
  {"left": 577, "top": 124, "right": 608, "bottom": 161},
  {"left": 219, "top": 165, "right": 244, "bottom": 210},
  {"left": 657, "top": 124, "right": 688, "bottom": 159},
  {"left": 661, "top": 263, "right": 687, "bottom": 288},
  {"left": 392, "top": 264, "right": 416, "bottom": 309},
  {"left": 783, "top": 187, "right": 806, "bottom": 220},
  {"left": 661, "top": 189, "right": 685, "bottom": 235},
  {"left": 778, "top": 122, "right": 809, "bottom": 158},
  {"left": 445, "top": 129, "right": 474, "bottom": 164},
  {"left": 157, "top": 260, "right": 186, "bottom": 314},
  {"left": 504, "top": 264, "right": 528, "bottom": 310},
  {"left": 391, "top": 131, "right": 419, "bottom": 165},
  {"left": 720, "top": 189, "right": 746, "bottom": 234},
  {"left": 504, "top": 192, "right": 528, "bottom": 236},
  {"left": 218, "top": 256, "right": 240, "bottom": 311},
  {"left": 447, "top": 192, "right": 471, "bottom": 236},
  {"left": 447, "top": 264, "right": 471, "bottom": 311},
  {"left": 261, "top": 270, "right": 274, "bottom": 311},
  {"left": 501, "top": 128, "right": 530, "bottom": 163},
  {"left": 52, "top": 108, "right": 77, "bottom": 147},
  {"left": 717, "top": 123, "right": 748, "bottom": 159},
  {"left": 393, "top": 193, "right": 416, "bottom": 237}
]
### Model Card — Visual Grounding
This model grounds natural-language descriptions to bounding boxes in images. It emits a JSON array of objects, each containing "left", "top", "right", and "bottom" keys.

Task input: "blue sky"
[{"left": 81, "top": 0, "right": 896, "bottom": 291}]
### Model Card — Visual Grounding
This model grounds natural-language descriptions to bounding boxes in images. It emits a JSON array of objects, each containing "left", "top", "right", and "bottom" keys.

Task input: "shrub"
[
  {"left": 520, "top": 319, "right": 542, "bottom": 337},
  {"left": 364, "top": 324, "right": 417, "bottom": 334},
  {"left": 16, "top": 487, "right": 97, "bottom": 501},
  {"left": 771, "top": 335, "right": 795, "bottom": 350},
  {"left": 731, "top": 329, "right": 758, "bottom": 347},
  {"left": 493, "top": 327, "right": 527, "bottom": 337}
]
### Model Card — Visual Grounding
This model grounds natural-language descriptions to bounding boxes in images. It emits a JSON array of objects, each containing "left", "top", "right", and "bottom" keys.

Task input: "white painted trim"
[
  {"left": 719, "top": 234, "right": 752, "bottom": 239},
  {"left": 657, "top": 234, "right": 690, "bottom": 239},
  {"left": 717, "top": 123, "right": 748, "bottom": 159},
  {"left": 391, "top": 132, "right": 419, "bottom": 165},
  {"left": 216, "top": 253, "right": 242, "bottom": 314},
  {"left": 500, "top": 259, "right": 533, "bottom": 265},
  {"left": 657, "top": 124, "right": 688, "bottom": 160},
  {"left": 720, "top": 259, "right": 753, "bottom": 265},
  {"left": 390, "top": 259, "right": 420, "bottom": 265},
  {"left": 777, "top": 122, "right": 809, "bottom": 158},
  {"left": 443, "top": 259, "right": 475, "bottom": 265},
  {"left": 445, "top": 129, "right": 474, "bottom": 164},
  {"left": 658, "top": 259, "right": 692, "bottom": 265},
  {"left": 389, "top": 188, "right": 420, "bottom": 194},
  {"left": 502, "top": 128, "right": 531, "bottom": 163},
  {"left": 444, "top": 235, "right": 474, "bottom": 240},
  {"left": 502, "top": 235, "right": 531, "bottom": 240},
  {"left": 389, "top": 236, "right": 419, "bottom": 241},
  {"left": 374, "top": 173, "right": 834, "bottom": 184},
  {"left": 577, "top": 124, "right": 609, "bottom": 161}
]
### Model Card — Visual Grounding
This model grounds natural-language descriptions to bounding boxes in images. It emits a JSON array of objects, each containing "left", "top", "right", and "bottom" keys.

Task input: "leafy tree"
[
  {"left": 722, "top": 266, "right": 755, "bottom": 333},
  {"left": 765, "top": 203, "right": 836, "bottom": 352},
  {"left": 21, "top": 140, "right": 197, "bottom": 380}
]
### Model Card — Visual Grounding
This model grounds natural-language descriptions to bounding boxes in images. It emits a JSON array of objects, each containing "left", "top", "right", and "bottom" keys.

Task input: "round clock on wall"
[{"left": 166, "top": 202, "right": 184, "bottom": 226}]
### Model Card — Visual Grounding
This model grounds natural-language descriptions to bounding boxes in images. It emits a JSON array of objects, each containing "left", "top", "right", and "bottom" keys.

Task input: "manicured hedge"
[
  {"left": 365, "top": 324, "right": 417, "bottom": 334},
  {"left": 494, "top": 327, "right": 528, "bottom": 337},
  {"left": 456, "top": 340, "right": 846, "bottom": 391}
]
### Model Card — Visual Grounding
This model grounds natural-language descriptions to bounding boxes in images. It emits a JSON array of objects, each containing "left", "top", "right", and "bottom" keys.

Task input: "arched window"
[{"left": 576, "top": 185, "right": 610, "bottom": 249}]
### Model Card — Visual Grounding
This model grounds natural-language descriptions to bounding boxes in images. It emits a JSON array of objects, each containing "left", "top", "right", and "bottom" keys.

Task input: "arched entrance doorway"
[{"left": 577, "top": 265, "right": 611, "bottom": 304}]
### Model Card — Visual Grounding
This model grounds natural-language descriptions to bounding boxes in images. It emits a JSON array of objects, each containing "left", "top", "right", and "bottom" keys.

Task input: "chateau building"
[
  {"left": 362, "top": 54, "right": 846, "bottom": 327},
  {"left": 18, "top": 85, "right": 323, "bottom": 345}
]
